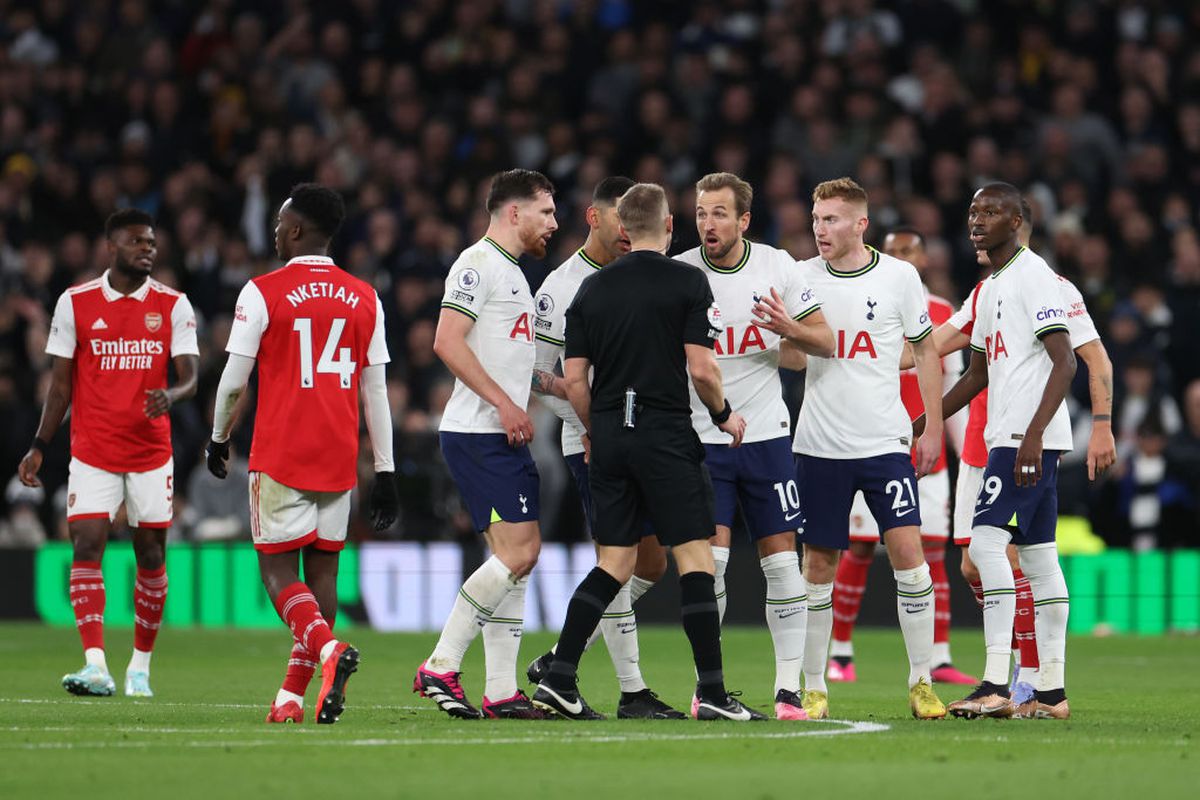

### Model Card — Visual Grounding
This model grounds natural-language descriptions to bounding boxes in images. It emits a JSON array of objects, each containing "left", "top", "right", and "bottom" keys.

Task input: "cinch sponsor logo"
[
  {"left": 1036, "top": 307, "right": 1066, "bottom": 321},
  {"left": 89, "top": 338, "right": 164, "bottom": 356}
]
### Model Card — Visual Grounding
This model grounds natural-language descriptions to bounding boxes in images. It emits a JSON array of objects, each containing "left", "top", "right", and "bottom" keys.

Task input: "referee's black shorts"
[{"left": 588, "top": 408, "right": 715, "bottom": 547}]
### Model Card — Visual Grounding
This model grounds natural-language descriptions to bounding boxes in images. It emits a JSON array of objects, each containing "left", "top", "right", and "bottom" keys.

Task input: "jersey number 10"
[{"left": 293, "top": 317, "right": 355, "bottom": 389}]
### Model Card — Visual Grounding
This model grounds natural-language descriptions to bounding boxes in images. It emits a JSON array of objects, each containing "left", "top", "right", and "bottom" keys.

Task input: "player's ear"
[
  {"left": 618, "top": 221, "right": 630, "bottom": 241},
  {"left": 585, "top": 205, "right": 600, "bottom": 229},
  {"left": 665, "top": 214, "right": 674, "bottom": 234},
  {"left": 508, "top": 202, "right": 521, "bottom": 227},
  {"left": 739, "top": 211, "right": 751, "bottom": 233}
]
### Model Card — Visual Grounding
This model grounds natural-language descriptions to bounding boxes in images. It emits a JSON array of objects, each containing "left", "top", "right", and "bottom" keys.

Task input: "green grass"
[{"left": 0, "top": 623, "right": 1196, "bottom": 799}]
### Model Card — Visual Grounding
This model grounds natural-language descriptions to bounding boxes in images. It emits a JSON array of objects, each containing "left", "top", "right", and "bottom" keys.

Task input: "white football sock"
[
  {"left": 629, "top": 574, "right": 655, "bottom": 603},
  {"left": 483, "top": 575, "right": 527, "bottom": 700},
  {"left": 84, "top": 647, "right": 107, "bottom": 671},
  {"left": 894, "top": 563, "right": 935, "bottom": 688},
  {"left": 931, "top": 642, "right": 951, "bottom": 667},
  {"left": 274, "top": 688, "right": 304, "bottom": 708},
  {"left": 969, "top": 526, "right": 1016, "bottom": 687},
  {"left": 829, "top": 639, "right": 854, "bottom": 659},
  {"left": 128, "top": 648, "right": 151, "bottom": 673},
  {"left": 428, "top": 556, "right": 514, "bottom": 673},
  {"left": 319, "top": 640, "right": 338, "bottom": 664},
  {"left": 761, "top": 551, "right": 806, "bottom": 695},
  {"left": 1019, "top": 543, "right": 1069, "bottom": 693},
  {"left": 597, "top": 581, "right": 646, "bottom": 693},
  {"left": 712, "top": 546, "right": 730, "bottom": 623},
  {"left": 802, "top": 580, "right": 833, "bottom": 693}
]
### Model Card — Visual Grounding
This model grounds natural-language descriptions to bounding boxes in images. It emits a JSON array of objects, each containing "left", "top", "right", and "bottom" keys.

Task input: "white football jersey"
[
  {"left": 675, "top": 241, "right": 821, "bottom": 444},
  {"left": 438, "top": 237, "right": 536, "bottom": 434},
  {"left": 949, "top": 274, "right": 1099, "bottom": 350},
  {"left": 969, "top": 247, "right": 1074, "bottom": 452},
  {"left": 533, "top": 248, "right": 604, "bottom": 456},
  {"left": 793, "top": 248, "right": 933, "bottom": 459}
]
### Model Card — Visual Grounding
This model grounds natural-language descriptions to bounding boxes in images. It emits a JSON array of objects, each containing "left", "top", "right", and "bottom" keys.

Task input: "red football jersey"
[
  {"left": 46, "top": 272, "right": 199, "bottom": 472},
  {"left": 226, "top": 256, "right": 389, "bottom": 492},
  {"left": 900, "top": 293, "right": 954, "bottom": 473},
  {"left": 947, "top": 280, "right": 990, "bottom": 468}
]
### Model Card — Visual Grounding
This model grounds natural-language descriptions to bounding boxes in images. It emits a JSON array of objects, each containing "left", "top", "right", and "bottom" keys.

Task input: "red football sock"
[
  {"left": 925, "top": 544, "right": 951, "bottom": 646},
  {"left": 832, "top": 550, "right": 872, "bottom": 643},
  {"left": 969, "top": 580, "right": 984, "bottom": 608},
  {"left": 273, "top": 582, "right": 335, "bottom": 660},
  {"left": 281, "top": 640, "right": 320, "bottom": 695},
  {"left": 133, "top": 566, "right": 168, "bottom": 653},
  {"left": 1012, "top": 568, "right": 1039, "bottom": 669},
  {"left": 70, "top": 560, "right": 106, "bottom": 651}
]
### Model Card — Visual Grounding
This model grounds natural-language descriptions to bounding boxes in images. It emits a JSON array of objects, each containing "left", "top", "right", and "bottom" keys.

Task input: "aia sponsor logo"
[
  {"left": 834, "top": 330, "right": 877, "bottom": 359},
  {"left": 509, "top": 312, "right": 533, "bottom": 342}
]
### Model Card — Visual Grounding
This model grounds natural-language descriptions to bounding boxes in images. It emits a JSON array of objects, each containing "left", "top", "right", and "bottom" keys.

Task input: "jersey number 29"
[{"left": 294, "top": 318, "right": 355, "bottom": 389}]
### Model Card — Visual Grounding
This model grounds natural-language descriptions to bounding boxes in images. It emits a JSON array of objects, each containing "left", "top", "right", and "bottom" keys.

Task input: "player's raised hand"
[
  {"left": 914, "top": 430, "right": 940, "bottom": 477},
  {"left": 499, "top": 400, "right": 534, "bottom": 447},
  {"left": 144, "top": 388, "right": 172, "bottom": 419},
  {"left": 751, "top": 288, "right": 793, "bottom": 337},
  {"left": 18, "top": 448, "right": 43, "bottom": 487},
  {"left": 205, "top": 439, "right": 230, "bottom": 479},
  {"left": 1086, "top": 425, "right": 1117, "bottom": 481},
  {"left": 369, "top": 471, "right": 399, "bottom": 531},
  {"left": 1014, "top": 432, "right": 1043, "bottom": 487},
  {"left": 719, "top": 411, "right": 748, "bottom": 448}
]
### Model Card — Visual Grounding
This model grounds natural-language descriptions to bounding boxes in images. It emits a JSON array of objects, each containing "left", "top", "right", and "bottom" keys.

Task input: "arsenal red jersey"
[
  {"left": 946, "top": 280, "right": 990, "bottom": 468},
  {"left": 226, "top": 256, "right": 389, "bottom": 492},
  {"left": 46, "top": 272, "right": 199, "bottom": 473},
  {"left": 899, "top": 293, "right": 954, "bottom": 473}
]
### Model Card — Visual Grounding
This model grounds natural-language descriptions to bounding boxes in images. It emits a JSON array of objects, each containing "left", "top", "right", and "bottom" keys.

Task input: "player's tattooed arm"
[
  {"left": 531, "top": 369, "right": 568, "bottom": 399},
  {"left": 1075, "top": 338, "right": 1116, "bottom": 480}
]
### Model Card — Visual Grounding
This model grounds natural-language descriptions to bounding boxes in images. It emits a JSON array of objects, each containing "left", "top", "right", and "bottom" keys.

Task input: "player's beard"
[
  {"left": 705, "top": 235, "right": 739, "bottom": 262},
  {"left": 522, "top": 227, "right": 549, "bottom": 258}
]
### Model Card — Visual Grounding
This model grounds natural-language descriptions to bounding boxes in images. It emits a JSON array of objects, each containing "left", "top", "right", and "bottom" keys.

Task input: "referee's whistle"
[{"left": 623, "top": 387, "right": 637, "bottom": 429}]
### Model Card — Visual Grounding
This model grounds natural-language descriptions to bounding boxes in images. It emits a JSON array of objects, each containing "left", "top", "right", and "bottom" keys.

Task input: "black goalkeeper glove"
[
  {"left": 369, "top": 471, "right": 399, "bottom": 531},
  {"left": 205, "top": 439, "right": 230, "bottom": 479}
]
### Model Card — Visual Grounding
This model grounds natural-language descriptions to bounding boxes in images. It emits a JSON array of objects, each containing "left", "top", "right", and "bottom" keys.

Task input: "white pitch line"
[
  {"left": 0, "top": 720, "right": 890, "bottom": 750},
  {"left": 1, "top": 698, "right": 428, "bottom": 711}
]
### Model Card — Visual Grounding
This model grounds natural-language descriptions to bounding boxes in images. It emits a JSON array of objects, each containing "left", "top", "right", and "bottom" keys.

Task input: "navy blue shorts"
[
  {"left": 971, "top": 447, "right": 1060, "bottom": 545},
  {"left": 795, "top": 452, "right": 922, "bottom": 550},
  {"left": 705, "top": 437, "right": 801, "bottom": 540},
  {"left": 440, "top": 432, "right": 540, "bottom": 532},
  {"left": 565, "top": 453, "right": 654, "bottom": 540}
]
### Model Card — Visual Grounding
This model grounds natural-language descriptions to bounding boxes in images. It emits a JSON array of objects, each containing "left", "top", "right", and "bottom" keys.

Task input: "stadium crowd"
[{"left": 1, "top": 0, "right": 1199, "bottom": 549}]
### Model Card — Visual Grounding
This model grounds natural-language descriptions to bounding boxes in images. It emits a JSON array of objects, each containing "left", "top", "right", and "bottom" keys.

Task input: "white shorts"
[
  {"left": 67, "top": 457, "right": 174, "bottom": 529},
  {"left": 848, "top": 469, "right": 950, "bottom": 542},
  {"left": 953, "top": 464, "right": 986, "bottom": 545},
  {"left": 249, "top": 471, "right": 351, "bottom": 553}
]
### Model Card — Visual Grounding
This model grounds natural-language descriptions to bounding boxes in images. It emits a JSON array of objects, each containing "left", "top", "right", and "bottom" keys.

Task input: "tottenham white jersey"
[
  {"left": 949, "top": 274, "right": 1099, "bottom": 351},
  {"left": 969, "top": 246, "right": 1074, "bottom": 452},
  {"left": 439, "top": 237, "right": 536, "bottom": 434},
  {"left": 793, "top": 248, "right": 933, "bottom": 459},
  {"left": 675, "top": 241, "right": 821, "bottom": 444},
  {"left": 533, "top": 248, "right": 604, "bottom": 456}
]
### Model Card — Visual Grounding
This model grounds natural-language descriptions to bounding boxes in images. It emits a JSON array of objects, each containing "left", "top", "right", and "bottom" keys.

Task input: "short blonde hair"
[
  {"left": 812, "top": 177, "right": 869, "bottom": 208},
  {"left": 617, "top": 183, "right": 669, "bottom": 237},
  {"left": 695, "top": 172, "right": 753, "bottom": 216}
]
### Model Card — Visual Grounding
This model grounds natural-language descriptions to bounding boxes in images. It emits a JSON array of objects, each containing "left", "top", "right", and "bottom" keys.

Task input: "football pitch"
[{"left": 1, "top": 623, "right": 1195, "bottom": 799}]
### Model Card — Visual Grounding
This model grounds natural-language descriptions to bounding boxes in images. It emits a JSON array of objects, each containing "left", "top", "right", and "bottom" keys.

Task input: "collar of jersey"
[
  {"left": 100, "top": 269, "right": 151, "bottom": 302},
  {"left": 284, "top": 255, "right": 335, "bottom": 268},
  {"left": 824, "top": 246, "right": 879, "bottom": 278},
  {"left": 483, "top": 237, "right": 520, "bottom": 265},
  {"left": 988, "top": 246, "right": 1026, "bottom": 279},
  {"left": 701, "top": 239, "right": 752, "bottom": 274},
  {"left": 577, "top": 248, "right": 604, "bottom": 270}
]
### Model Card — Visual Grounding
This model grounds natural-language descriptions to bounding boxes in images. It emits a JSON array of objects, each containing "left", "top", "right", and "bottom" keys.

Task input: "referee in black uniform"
[{"left": 531, "top": 183, "right": 764, "bottom": 721}]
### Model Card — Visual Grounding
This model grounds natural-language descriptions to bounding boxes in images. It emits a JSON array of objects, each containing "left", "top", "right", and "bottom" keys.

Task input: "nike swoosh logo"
[
  {"left": 778, "top": 610, "right": 804, "bottom": 619},
  {"left": 785, "top": 511, "right": 803, "bottom": 521},
  {"left": 904, "top": 607, "right": 926, "bottom": 614},
  {"left": 895, "top": 508, "right": 916, "bottom": 517},
  {"left": 511, "top": 288, "right": 519, "bottom": 295},
  {"left": 544, "top": 687, "right": 582, "bottom": 714}
]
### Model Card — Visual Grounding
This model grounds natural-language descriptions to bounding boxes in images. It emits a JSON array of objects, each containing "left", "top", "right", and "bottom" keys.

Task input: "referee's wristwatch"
[{"left": 710, "top": 400, "right": 733, "bottom": 425}]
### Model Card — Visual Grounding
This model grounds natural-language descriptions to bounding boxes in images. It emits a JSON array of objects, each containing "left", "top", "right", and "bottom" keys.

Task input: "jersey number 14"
[{"left": 294, "top": 317, "right": 355, "bottom": 389}]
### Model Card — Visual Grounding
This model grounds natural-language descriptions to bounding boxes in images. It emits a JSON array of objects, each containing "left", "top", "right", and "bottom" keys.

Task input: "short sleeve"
[
  {"left": 1059, "top": 279, "right": 1099, "bottom": 348},
  {"left": 968, "top": 282, "right": 989, "bottom": 354},
  {"left": 900, "top": 266, "right": 933, "bottom": 342},
  {"left": 949, "top": 282, "right": 982, "bottom": 334},
  {"left": 226, "top": 281, "right": 269, "bottom": 358},
  {"left": 169, "top": 295, "right": 200, "bottom": 357},
  {"left": 366, "top": 292, "right": 390, "bottom": 366},
  {"left": 45, "top": 292, "right": 76, "bottom": 359},
  {"left": 683, "top": 273, "right": 719, "bottom": 347},
  {"left": 441, "top": 255, "right": 491, "bottom": 321},
  {"left": 1030, "top": 269, "right": 1069, "bottom": 340},
  {"left": 563, "top": 288, "right": 590, "bottom": 360},
  {"left": 783, "top": 254, "right": 821, "bottom": 320},
  {"left": 534, "top": 276, "right": 566, "bottom": 348}
]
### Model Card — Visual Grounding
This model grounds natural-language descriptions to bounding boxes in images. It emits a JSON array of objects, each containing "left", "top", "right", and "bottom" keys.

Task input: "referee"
[{"left": 531, "top": 183, "right": 764, "bottom": 721}]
